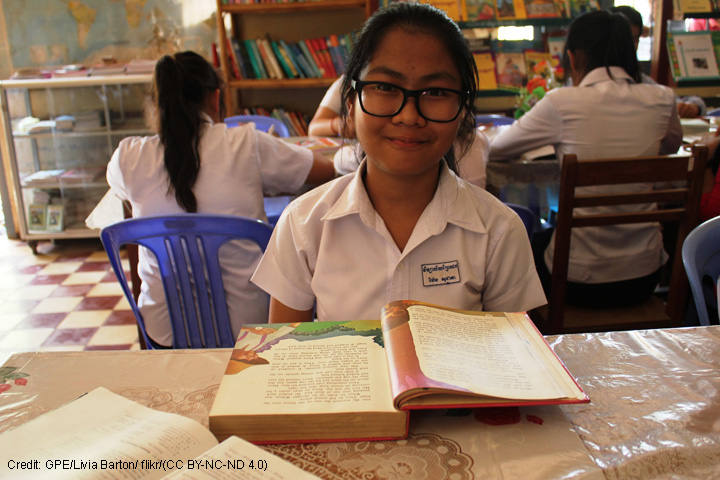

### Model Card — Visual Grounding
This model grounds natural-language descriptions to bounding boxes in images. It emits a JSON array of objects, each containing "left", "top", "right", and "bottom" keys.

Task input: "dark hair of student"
[
  {"left": 339, "top": 2, "right": 478, "bottom": 174},
  {"left": 608, "top": 5, "right": 643, "bottom": 29},
  {"left": 562, "top": 10, "right": 640, "bottom": 84},
  {"left": 152, "top": 51, "right": 222, "bottom": 213}
]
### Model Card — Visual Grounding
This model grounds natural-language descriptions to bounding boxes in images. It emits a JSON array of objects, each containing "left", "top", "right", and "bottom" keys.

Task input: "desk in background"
[{"left": 1, "top": 326, "right": 719, "bottom": 479}]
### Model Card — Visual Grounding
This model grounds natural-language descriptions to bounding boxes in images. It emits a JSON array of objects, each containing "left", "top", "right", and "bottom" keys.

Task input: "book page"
[
  {"left": 162, "top": 436, "right": 319, "bottom": 480},
  {"left": 0, "top": 387, "right": 218, "bottom": 479},
  {"left": 382, "top": 303, "right": 568, "bottom": 402},
  {"left": 210, "top": 322, "right": 396, "bottom": 417}
]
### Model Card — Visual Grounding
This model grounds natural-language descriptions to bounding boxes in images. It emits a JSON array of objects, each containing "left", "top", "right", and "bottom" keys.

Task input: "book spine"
[
  {"left": 247, "top": 39, "right": 269, "bottom": 79},
  {"left": 270, "top": 40, "right": 295, "bottom": 78},
  {"left": 313, "top": 38, "right": 336, "bottom": 78},
  {"left": 244, "top": 39, "right": 264, "bottom": 79},
  {"left": 255, "top": 39, "right": 277, "bottom": 79},
  {"left": 262, "top": 37, "right": 286, "bottom": 79},
  {"left": 296, "top": 41, "right": 322, "bottom": 78},
  {"left": 230, "top": 38, "right": 249, "bottom": 79},
  {"left": 278, "top": 40, "right": 303, "bottom": 78},
  {"left": 326, "top": 35, "right": 345, "bottom": 75},
  {"left": 293, "top": 42, "right": 318, "bottom": 78},
  {"left": 301, "top": 39, "right": 326, "bottom": 78}
]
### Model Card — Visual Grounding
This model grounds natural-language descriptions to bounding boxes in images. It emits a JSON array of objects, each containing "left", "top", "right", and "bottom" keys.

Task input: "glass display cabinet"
[{"left": 0, "top": 75, "right": 152, "bottom": 253}]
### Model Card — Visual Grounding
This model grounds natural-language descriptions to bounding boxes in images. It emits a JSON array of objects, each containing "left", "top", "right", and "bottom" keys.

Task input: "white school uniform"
[
  {"left": 489, "top": 67, "right": 683, "bottom": 284},
  {"left": 251, "top": 160, "right": 546, "bottom": 320},
  {"left": 107, "top": 117, "right": 314, "bottom": 346}
]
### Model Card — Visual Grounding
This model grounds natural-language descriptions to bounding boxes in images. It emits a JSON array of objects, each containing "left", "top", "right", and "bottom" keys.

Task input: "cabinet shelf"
[
  {"left": 219, "top": 0, "right": 368, "bottom": 15},
  {"left": 227, "top": 77, "right": 339, "bottom": 90},
  {"left": 459, "top": 17, "right": 571, "bottom": 28}
]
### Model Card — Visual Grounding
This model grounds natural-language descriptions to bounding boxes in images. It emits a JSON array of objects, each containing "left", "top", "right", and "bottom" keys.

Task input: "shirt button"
[{"left": 397, "top": 262, "right": 405, "bottom": 271}]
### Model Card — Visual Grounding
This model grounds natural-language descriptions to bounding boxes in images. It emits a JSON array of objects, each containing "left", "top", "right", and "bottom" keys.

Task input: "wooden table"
[{"left": 2, "top": 326, "right": 719, "bottom": 479}]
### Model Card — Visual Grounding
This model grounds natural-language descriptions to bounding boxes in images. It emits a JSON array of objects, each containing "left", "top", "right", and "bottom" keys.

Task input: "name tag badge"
[{"left": 421, "top": 261, "right": 461, "bottom": 287}]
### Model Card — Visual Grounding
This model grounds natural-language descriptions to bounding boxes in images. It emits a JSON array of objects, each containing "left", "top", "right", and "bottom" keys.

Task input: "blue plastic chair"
[
  {"left": 100, "top": 214, "right": 274, "bottom": 349},
  {"left": 476, "top": 114, "right": 515, "bottom": 127},
  {"left": 224, "top": 115, "right": 290, "bottom": 137},
  {"left": 504, "top": 202, "right": 538, "bottom": 239},
  {"left": 682, "top": 216, "right": 720, "bottom": 326}
]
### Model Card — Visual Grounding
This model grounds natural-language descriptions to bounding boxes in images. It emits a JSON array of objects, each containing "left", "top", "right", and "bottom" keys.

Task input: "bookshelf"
[{"left": 215, "top": 0, "right": 376, "bottom": 119}]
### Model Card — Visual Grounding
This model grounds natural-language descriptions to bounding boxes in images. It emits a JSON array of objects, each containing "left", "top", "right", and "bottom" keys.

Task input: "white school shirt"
[
  {"left": 489, "top": 67, "right": 683, "bottom": 284},
  {"left": 107, "top": 118, "right": 314, "bottom": 346},
  {"left": 251, "top": 161, "right": 546, "bottom": 320}
]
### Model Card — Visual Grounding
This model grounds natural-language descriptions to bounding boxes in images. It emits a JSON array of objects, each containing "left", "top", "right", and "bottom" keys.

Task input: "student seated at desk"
[
  {"left": 309, "top": 74, "right": 491, "bottom": 189},
  {"left": 252, "top": 3, "right": 546, "bottom": 323},
  {"left": 106, "top": 51, "right": 335, "bottom": 347},
  {"left": 489, "top": 11, "right": 683, "bottom": 308}
]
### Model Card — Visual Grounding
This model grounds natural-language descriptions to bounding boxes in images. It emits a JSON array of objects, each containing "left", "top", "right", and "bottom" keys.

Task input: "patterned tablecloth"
[{"left": 1, "top": 326, "right": 719, "bottom": 479}]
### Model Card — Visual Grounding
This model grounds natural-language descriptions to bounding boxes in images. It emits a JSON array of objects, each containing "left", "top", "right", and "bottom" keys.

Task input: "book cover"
[
  {"left": 465, "top": 0, "right": 497, "bottom": 20},
  {"left": 496, "top": 52, "right": 528, "bottom": 89},
  {"left": 230, "top": 37, "right": 250, "bottom": 79},
  {"left": 28, "top": 204, "right": 47, "bottom": 231},
  {"left": 46, "top": 204, "right": 64, "bottom": 232},
  {"left": 247, "top": 39, "right": 269, "bottom": 79},
  {"left": 225, "top": 38, "right": 242, "bottom": 79},
  {"left": 524, "top": 0, "right": 564, "bottom": 17},
  {"left": 255, "top": 39, "right": 279, "bottom": 79},
  {"left": 568, "top": 0, "right": 599, "bottom": 17},
  {"left": 474, "top": 51, "right": 499, "bottom": 90},
  {"left": 279, "top": 40, "right": 306, "bottom": 78},
  {"left": 422, "top": 0, "right": 467, "bottom": 21},
  {"left": 271, "top": 40, "right": 296, "bottom": 78},
  {"left": 679, "top": 0, "right": 714, "bottom": 13},
  {"left": 667, "top": 31, "right": 720, "bottom": 80},
  {"left": 209, "top": 301, "right": 588, "bottom": 444},
  {"left": 300, "top": 39, "right": 326, "bottom": 78},
  {"left": 261, "top": 37, "right": 285, "bottom": 79},
  {"left": 326, "top": 35, "right": 345, "bottom": 75},
  {"left": 495, "top": 0, "right": 527, "bottom": 19},
  {"left": 310, "top": 38, "right": 336, "bottom": 78}
]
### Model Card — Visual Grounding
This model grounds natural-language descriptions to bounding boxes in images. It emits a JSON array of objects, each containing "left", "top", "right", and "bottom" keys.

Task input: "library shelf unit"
[
  {"left": 0, "top": 75, "right": 152, "bottom": 253},
  {"left": 215, "top": 0, "right": 375, "bottom": 118}
]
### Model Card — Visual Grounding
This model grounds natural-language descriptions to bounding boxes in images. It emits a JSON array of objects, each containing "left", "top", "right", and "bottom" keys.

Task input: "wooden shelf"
[
  {"left": 459, "top": 17, "right": 571, "bottom": 28},
  {"left": 227, "top": 77, "right": 339, "bottom": 89}
]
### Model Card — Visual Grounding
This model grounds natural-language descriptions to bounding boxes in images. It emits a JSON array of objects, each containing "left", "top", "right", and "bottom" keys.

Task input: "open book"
[
  {"left": 0, "top": 387, "right": 319, "bottom": 479},
  {"left": 209, "top": 301, "right": 589, "bottom": 444}
]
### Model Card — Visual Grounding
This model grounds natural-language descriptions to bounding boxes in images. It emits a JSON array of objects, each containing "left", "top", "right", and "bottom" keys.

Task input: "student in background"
[
  {"left": 252, "top": 3, "right": 546, "bottom": 323},
  {"left": 107, "top": 51, "right": 335, "bottom": 347},
  {"left": 610, "top": 5, "right": 706, "bottom": 118},
  {"left": 489, "top": 11, "right": 682, "bottom": 308},
  {"left": 309, "top": 74, "right": 491, "bottom": 189}
]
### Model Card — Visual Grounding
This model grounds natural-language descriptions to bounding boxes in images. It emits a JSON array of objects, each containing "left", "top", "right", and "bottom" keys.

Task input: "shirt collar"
[
  {"left": 200, "top": 112, "right": 215, "bottom": 125},
  {"left": 578, "top": 66, "right": 634, "bottom": 87},
  {"left": 322, "top": 159, "right": 488, "bottom": 236}
]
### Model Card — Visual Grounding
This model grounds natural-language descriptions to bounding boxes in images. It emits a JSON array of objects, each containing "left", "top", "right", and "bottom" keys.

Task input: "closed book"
[
  {"left": 245, "top": 39, "right": 267, "bottom": 78},
  {"left": 225, "top": 38, "right": 242, "bottom": 79},
  {"left": 208, "top": 300, "right": 589, "bottom": 444},
  {"left": 261, "top": 37, "right": 285, "bottom": 79},
  {"left": 311, "top": 37, "right": 336, "bottom": 77},
  {"left": 279, "top": 40, "right": 305, "bottom": 78},
  {"left": 255, "top": 39, "right": 277, "bottom": 79},
  {"left": 295, "top": 41, "right": 322, "bottom": 78},
  {"left": 272, "top": 40, "right": 297, "bottom": 78},
  {"left": 230, "top": 37, "right": 250, "bottom": 79},
  {"left": 300, "top": 39, "right": 326, "bottom": 77},
  {"left": 326, "top": 35, "right": 345, "bottom": 75}
]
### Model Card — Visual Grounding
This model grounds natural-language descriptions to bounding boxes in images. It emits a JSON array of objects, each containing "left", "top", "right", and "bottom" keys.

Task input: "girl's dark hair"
[
  {"left": 339, "top": 2, "right": 478, "bottom": 174},
  {"left": 152, "top": 51, "right": 222, "bottom": 213},
  {"left": 563, "top": 10, "right": 640, "bottom": 84}
]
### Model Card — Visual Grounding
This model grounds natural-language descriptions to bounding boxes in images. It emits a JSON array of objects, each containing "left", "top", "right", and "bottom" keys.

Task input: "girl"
[
  {"left": 489, "top": 11, "right": 683, "bottom": 308},
  {"left": 107, "top": 51, "right": 334, "bottom": 346},
  {"left": 252, "top": 3, "right": 546, "bottom": 323}
]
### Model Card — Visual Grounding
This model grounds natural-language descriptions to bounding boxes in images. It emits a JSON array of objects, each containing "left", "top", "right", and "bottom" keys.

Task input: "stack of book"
[{"left": 227, "top": 32, "right": 355, "bottom": 80}]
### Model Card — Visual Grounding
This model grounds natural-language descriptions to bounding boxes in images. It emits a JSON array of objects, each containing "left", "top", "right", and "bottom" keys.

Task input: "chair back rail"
[
  {"left": 545, "top": 145, "right": 709, "bottom": 334},
  {"left": 682, "top": 216, "right": 720, "bottom": 326},
  {"left": 101, "top": 214, "right": 274, "bottom": 349}
]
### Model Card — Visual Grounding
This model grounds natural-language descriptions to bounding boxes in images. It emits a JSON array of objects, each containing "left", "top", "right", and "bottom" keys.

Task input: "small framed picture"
[
  {"left": 46, "top": 204, "right": 64, "bottom": 232},
  {"left": 28, "top": 204, "right": 47, "bottom": 231}
]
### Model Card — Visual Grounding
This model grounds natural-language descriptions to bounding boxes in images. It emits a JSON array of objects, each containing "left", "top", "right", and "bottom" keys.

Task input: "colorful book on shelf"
[
  {"left": 290, "top": 41, "right": 320, "bottom": 78},
  {"left": 495, "top": 0, "right": 528, "bottom": 19},
  {"left": 261, "top": 37, "right": 286, "bottom": 79},
  {"left": 279, "top": 40, "right": 306, "bottom": 78},
  {"left": 208, "top": 300, "right": 589, "bottom": 444},
  {"left": 474, "top": 51, "right": 499, "bottom": 90},
  {"left": 226, "top": 38, "right": 242, "bottom": 80},
  {"left": 244, "top": 39, "right": 267, "bottom": 79},
  {"left": 0, "top": 387, "right": 320, "bottom": 479},
  {"left": 678, "top": 0, "right": 715, "bottom": 14},
  {"left": 255, "top": 39, "right": 278, "bottom": 79},
  {"left": 315, "top": 37, "right": 338, "bottom": 77},
  {"left": 326, "top": 35, "right": 345, "bottom": 75},
  {"left": 465, "top": 0, "right": 497, "bottom": 20},
  {"left": 300, "top": 39, "right": 327, "bottom": 78},
  {"left": 495, "top": 51, "right": 528, "bottom": 90},
  {"left": 422, "top": 0, "right": 467, "bottom": 20},
  {"left": 568, "top": 0, "right": 599, "bottom": 17},
  {"left": 667, "top": 30, "right": 720, "bottom": 81},
  {"left": 230, "top": 38, "right": 250, "bottom": 79},
  {"left": 270, "top": 40, "right": 297, "bottom": 78},
  {"left": 523, "top": 0, "right": 565, "bottom": 17}
]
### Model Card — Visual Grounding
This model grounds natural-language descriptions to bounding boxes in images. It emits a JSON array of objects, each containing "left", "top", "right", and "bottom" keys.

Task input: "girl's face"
[{"left": 351, "top": 27, "right": 462, "bottom": 180}]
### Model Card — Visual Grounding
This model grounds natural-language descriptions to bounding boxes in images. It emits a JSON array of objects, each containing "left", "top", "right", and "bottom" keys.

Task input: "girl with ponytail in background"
[{"left": 107, "top": 51, "right": 334, "bottom": 347}]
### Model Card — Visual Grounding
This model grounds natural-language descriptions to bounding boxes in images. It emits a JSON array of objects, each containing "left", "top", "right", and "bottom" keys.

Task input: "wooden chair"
[{"left": 533, "top": 145, "right": 709, "bottom": 334}]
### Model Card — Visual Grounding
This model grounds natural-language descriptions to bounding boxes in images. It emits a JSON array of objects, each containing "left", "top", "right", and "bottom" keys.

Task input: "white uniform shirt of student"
[
  {"left": 252, "top": 161, "right": 546, "bottom": 320},
  {"left": 489, "top": 66, "right": 683, "bottom": 284},
  {"left": 107, "top": 117, "right": 314, "bottom": 346}
]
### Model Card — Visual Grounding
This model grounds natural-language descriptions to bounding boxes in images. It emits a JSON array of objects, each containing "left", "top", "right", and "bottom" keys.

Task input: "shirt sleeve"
[
  {"left": 251, "top": 204, "right": 318, "bottom": 311},
  {"left": 481, "top": 214, "right": 547, "bottom": 312},
  {"left": 456, "top": 130, "right": 489, "bottom": 189},
  {"left": 489, "top": 95, "right": 563, "bottom": 162},
  {"left": 318, "top": 76, "right": 343, "bottom": 114},
  {"left": 680, "top": 95, "right": 707, "bottom": 116},
  {"left": 660, "top": 102, "right": 683, "bottom": 155},
  {"left": 255, "top": 132, "right": 314, "bottom": 196},
  {"left": 106, "top": 145, "right": 128, "bottom": 201}
]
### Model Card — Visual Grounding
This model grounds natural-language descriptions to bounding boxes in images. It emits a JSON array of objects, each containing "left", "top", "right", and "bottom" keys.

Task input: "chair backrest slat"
[{"left": 101, "top": 214, "right": 274, "bottom": 349}]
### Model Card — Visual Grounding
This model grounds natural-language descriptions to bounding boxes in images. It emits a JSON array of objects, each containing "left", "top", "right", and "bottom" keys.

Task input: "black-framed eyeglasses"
[{"left": 351, "top": 79, "right": 468, "bottom": 123}]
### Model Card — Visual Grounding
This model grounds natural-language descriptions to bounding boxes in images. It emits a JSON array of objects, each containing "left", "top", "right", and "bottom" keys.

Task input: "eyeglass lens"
[{"left": 359, "top": 83, "right": 463, "bottom": 122}]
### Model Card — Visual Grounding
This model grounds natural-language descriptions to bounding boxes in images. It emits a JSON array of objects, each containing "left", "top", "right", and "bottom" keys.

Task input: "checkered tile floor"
[{"left": 0, "top": 230, "right": 139, "bottom": 364}]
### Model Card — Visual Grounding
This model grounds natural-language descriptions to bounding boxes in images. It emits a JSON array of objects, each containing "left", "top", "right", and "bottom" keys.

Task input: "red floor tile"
[
  {"left": 15, "top": 313, "right": 67, "bottom": 329},
  {"left": 101, "top": 271, "right": 127, "bottom": 283},
  {"left": 29, "top": 274, "right": 70, "bottom": 285},
  {"left": 50, "top": 284, "right": 95, "bottom": 297},
  {"left": 75, "top": 296, "right": 123, "bottom": 311},
  {"left": 17, "top": 265, "right": 45, "bottom": 274},
  {"left": 103, "top": 310, "right": 137, "bottom": 326},
  {"left": 42, "top": 327, "right": 99, "bottom": 346}
]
